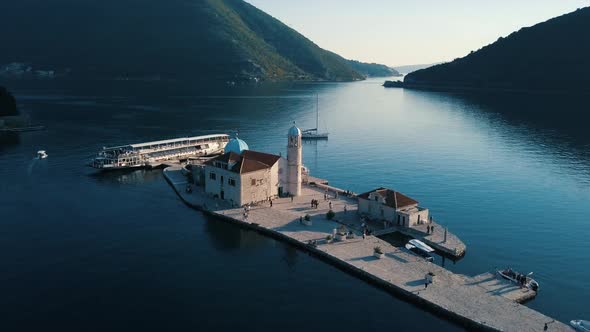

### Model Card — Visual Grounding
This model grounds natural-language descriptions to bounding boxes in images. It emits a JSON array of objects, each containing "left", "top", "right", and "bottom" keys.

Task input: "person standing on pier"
[
  {"left": 270, "top": 199, "right": 273, "bottom": 207},
  {"left": 329, "top": 201, "right": 332, "bottom": 209},
  {"left": 344, "top": 205, "right": 347, "bottom": 213}
]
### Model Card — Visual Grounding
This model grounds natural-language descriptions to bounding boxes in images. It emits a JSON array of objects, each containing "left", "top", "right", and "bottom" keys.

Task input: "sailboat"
[{"left": 302, "top": 94, "right": 329, "bottom": 139}]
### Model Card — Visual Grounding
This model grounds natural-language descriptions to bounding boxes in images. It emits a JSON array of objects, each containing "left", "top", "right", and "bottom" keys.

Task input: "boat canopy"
[
  {"left": 409, "top": 239, "right": 435, "bottom": 252},
  {"left": 104, "top": 134, "right": 229, "bottom": 151}
]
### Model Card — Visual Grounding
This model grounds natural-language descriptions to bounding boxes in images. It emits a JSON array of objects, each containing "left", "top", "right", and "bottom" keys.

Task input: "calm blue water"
[{"left": 1, "top": 78, "right": 589, "bottom": 331}]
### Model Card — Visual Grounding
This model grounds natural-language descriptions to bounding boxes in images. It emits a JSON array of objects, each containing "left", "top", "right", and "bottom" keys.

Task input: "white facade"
[
  {"left": 272, "top": 158, "right": 289, "bottom": 197},
  {"left": 238, "top": 168, "right": 273, "bottom": 205},
  {"left": 358, "top": 189, "right": 429, "bottom": 227},
  {"left": 204, "top": 164, "right": 243, "bottom": 206},
  {"left": 287, "top": 125, "right": 302, "bottom": 196}
]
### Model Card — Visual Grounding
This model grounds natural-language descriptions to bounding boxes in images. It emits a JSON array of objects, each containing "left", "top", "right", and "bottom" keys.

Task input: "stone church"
[{"left": 202, "top": 124, "right": 303, "bottom": 206}]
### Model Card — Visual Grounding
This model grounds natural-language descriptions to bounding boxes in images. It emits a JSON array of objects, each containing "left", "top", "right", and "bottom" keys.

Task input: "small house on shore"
[{"left": 357, "top": 187, "right": 429, "bottom": 227}]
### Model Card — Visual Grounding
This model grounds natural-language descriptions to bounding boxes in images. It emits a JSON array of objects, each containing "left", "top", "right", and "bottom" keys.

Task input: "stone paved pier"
[{"left": 163, "top": 167, "right": 571, "bottom": 332}]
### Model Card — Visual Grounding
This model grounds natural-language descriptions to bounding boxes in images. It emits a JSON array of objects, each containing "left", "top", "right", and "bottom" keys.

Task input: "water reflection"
[
  {"left": 87, "top": 168, "right": 164, "bottom": 186},
  {"left": 419, "top": 91, "right": 590, "bottom": 170},
  {"left": 281, "top": 245, "right": 299, "bottom": 270},
  {"left": 0, "top": 132, "right": 20, "bottom": 150},
  {"left": 203, "top": 215, "right": 273, "bottom": 251}
]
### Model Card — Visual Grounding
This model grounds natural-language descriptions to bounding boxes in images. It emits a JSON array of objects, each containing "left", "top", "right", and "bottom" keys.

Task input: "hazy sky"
[{"left": 246, "top": 0, "right": 589, "bottom": 66}]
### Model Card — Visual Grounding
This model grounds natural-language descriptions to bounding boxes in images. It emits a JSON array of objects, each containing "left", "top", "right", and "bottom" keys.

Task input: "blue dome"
[
  {"left": 225, "top": 136, "right": 249, "bottom": 154},
  {"left": 288, "top": 124, "right": 301, "bottom": 137}
]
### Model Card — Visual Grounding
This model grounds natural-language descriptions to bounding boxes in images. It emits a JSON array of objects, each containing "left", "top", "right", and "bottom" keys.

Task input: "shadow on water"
[
  {"left": 87, "top": 168, "right": 164, "bottom": 186},
  {"left": 281, "top": 245, "right": 299, "bottom": 270},
  {"left": 203, "top": 214, "right": 273, "bottom": 252},
  {"left": 463, "top": 92, "right": 589, "bottom": 138},
  {"left": 418, "top": 90, "right": 590, "bottom": 154},
  {"left": 0, "top": 131, "right": 20, "bottom": 150},
  {"left": 403, "top": 89, "right": 590, "bottom": 186}
]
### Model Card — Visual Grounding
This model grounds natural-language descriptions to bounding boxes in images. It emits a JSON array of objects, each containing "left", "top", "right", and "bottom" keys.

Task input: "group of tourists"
[
  {"left": 310, "top": 199, "right": 320, "bottom": 209},
  {"left": 515, "top": 273, "right": 529, "bottom": 288}
]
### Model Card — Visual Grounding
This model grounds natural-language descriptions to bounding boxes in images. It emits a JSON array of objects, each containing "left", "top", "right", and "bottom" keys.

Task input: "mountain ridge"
[
  {"left": 0, "top": 0, "right": 389, "bottom": 83},
  {"left": 404, "top": 7, "right": 590, "bottom": 93}
]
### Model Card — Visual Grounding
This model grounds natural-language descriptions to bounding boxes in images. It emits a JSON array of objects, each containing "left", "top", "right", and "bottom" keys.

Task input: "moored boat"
[
  {"left": 405, "top": 239, "right": 435, "bottom": 261},
  {"left": 497, "top": 268, "right": 539, "bottom": 291},
  {"left": 570, "top": 320, "right": 590, "bottom": 332},
  {"left": 89, "top": 134, "right": 230, "bottom": 171},
  {"left": 302, "top": 94, "right": 328, "bottom": 140}
]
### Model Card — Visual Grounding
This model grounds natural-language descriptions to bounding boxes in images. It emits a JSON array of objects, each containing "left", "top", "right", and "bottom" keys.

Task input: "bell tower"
[{"left": 287, "top": 123, "right": 302, "bottom": 196}]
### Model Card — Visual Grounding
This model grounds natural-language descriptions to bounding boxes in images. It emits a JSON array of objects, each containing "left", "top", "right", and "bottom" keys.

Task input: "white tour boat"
[{"left": 89, "top": 134, "right": 230, "bottom": 171}]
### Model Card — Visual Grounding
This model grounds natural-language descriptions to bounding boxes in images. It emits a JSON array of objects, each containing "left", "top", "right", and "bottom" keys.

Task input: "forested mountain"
[
  {"left": 404, "top": 7, "right": 590, "bottom": 93},
  {"left": 347, "top": 60, "right": 400, "bottom": 77},
  {"left": 0, "top": 0, "right": 387, "bottom": 82}
]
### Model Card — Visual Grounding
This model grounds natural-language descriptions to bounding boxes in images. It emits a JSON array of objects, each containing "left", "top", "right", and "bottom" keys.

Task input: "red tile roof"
[
  {"left": 204, "top": 152, "right": 241, "bottom": 166},
  {"left": 205, "top": 150, "right": 281, "bottom": 175},
  {"left": 241, "top": 150, "right": 281, "bottom": 167},
  {"left": 357, "top": 187, "right": 419, "bottom": 209}
]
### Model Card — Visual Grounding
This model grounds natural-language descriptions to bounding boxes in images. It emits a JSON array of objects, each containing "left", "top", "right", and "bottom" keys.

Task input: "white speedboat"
[
  {"left": 405, "top": 239, "right": 434, "bottom": 261},
  {"left": 570, "top": 320, "right": 590, "bottom": 332},
  {"left": 37, "top": 150, "right": 48, "bottom": 159},
  {"left": 409, "top": 239, "right": 434, "bottom": 253},
  {"left": 497, "top": 268, "right": 539, "bottom": 291}
]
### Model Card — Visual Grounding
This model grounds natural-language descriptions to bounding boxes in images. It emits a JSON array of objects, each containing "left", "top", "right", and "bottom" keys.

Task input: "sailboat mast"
[{"left": 316, "top": 94, "right": 319, "bottom": 131}]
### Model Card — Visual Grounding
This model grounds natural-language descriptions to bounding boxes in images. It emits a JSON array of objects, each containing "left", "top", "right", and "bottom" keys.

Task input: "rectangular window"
[
  {"left": 251, "top": 179, "right": 256, "bottom": 186},
  {"left": 209, "top": 172, "right": 216, "bottom": 180},
  {"left": 229, "top": 178, "right": 236, "bottom": 186}
]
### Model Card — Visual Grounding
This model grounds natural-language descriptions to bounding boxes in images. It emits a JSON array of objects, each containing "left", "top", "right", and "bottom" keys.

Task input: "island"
[{"left": 383, "top": 80, "right": 404, "bottom": 88}]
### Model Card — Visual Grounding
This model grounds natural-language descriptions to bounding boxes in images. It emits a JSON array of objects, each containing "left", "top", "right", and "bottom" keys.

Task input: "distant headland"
[{"left": 403, "top": 7, "right": 590, "bottom": 94}]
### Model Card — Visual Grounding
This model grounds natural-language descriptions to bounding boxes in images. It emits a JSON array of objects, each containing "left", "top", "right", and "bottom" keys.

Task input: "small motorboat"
[
  {"left": 570, "top": 320, "right": 590, "bottom": 332},
  {"left": 497, "top": 268, "right": 539, "bottom": 291},
  {"left": 37, "top": 150, "right": 48, "bottom": 159},
  {"left": 405, "top": 239, "right": 435, "bottom": 262}
]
